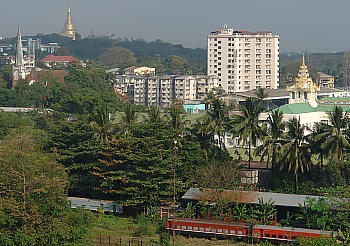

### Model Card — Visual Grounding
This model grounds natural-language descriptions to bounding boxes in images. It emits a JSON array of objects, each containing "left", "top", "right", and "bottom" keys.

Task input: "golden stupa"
[{"left": 60, "top": 5, "right": 76, "bottom": 40}]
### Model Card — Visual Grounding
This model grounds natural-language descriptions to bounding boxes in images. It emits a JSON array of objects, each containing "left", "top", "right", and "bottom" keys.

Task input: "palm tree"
[
  {"left": 165, "top": 100, "right": 189, "bottom": 130},
  {"left": 90, "top": 104, "right": 115, "bottom": 144},
  {"left": 254, "top": 88, "right": 269, "bottom": 102},
  {"left": 232, "top": 97, "right": 263, "bottom": 168},
  {"left": 120, "top": 103, "right": 138, "bottom": 135},
  {"left": 143, "top": 105, "right": 163, "bottom": 125},
  {"left": 307, "top": 122, "right": 328, "bottom": 167},
  {"left": 280, "top": 117, "right": 312, "bottom": 193},
  {"left": 255, "top": 109, "right": 285, "bottom": 172},
  {"left": 191, "top": 118, "right": 215, "bottom": 161},
  {"left": 315, "top": 106, "right": 350, "bottom": 162},
  {"left": 204, "top": 97, "right": 230, "bottom": 159}
]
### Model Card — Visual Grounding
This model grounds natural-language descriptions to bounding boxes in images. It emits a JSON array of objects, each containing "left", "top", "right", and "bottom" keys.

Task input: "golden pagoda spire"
[
  {"left": 60, "top": 4, "right": 76, "bottom": 40},
  {"left": 286, "top": 54, "right": 320, "bottom": 107}
]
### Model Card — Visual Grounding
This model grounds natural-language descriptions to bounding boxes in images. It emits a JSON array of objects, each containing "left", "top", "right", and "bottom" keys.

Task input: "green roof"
[
  {"left": 274, "top": 102, "right": 350, "bottom": 114},
  {"left": 315, "top": 105, "right": 350, "bottom": 112},
  {"left": 318, "top": 97, "right": 350, "bottom": 103},
  {"left": 274, "top": 103, "right": 316, "bottom": 114}
]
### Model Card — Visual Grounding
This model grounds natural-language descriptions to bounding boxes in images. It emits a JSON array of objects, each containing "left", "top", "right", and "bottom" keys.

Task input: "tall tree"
[
  {"left": 165, "top": 100, "right": 189, "bottom": 131},
  {"left": 164, "top": 55, "right": 188, "bottom": 75},
  {"left": 99, "top": 47, "right": 138, "bottom": 69},
  {"left": 255, "top": 109, "right": 285, "bottom": 171},
  {"left": 280, "top": 117, "right": 312, "bottom": 193},
  {"left": 90, "top": 104, "right": 115, "bottom": 144},
  {"left": 200, "top": 97, "right": 230, "bottom": 160},
  {"left": 315, "top": 106, "right": 350, "bottom": 162},
  {"left": 232, "top": 97, "right": 263, "bottom": 168},
  {"left": 0, "top": 132, "right": 93, "bottom": 244},
  {"left": 142, "top": 105, "right": 164, "bottom": 125},
  {"left": 119, "top": 103, "right": 139, "bottom": 135}
]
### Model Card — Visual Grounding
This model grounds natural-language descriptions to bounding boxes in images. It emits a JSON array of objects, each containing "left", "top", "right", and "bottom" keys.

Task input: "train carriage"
[
  {"left": 166, "top": 218, "right": 251, "bottom": 239},
  {"left": 167, "top": 218, "right": 333, "bottom": 243},
  {"left": 252, "top": 225, "right": 332, "bottom": 243}
]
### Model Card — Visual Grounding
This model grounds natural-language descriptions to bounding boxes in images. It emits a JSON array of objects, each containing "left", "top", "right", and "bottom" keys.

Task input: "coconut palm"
[
  {"left": 255, "top": 109, "right": 285, "bottom": 171},
  {"left": 165, "top": 100, "right": 189, "bottom": 130},
  {"left": 315, "top": 106, "right": 350, "bottom": 162},
  {"left": 204, "top": 97, "right": 230, "bottom": 159},
  {"left": 232, "top": 97, "right": 264, "bottom": 168},
  {"left": 191, "top": 118, "right": 215, "bottom": 161},
  {"left": 90, "top": 104, "right": 115, "bottom": 144},
  {"left": 143, "top": 105, "right": 164, "bottom": 125},
  {"left": 307, "top": 122, "right": 329, "bottom": 167},
  {"left": 120, "top": 103, "right": 138, "bottom": 135},
  {"left": 280, "top": 117, "right": 312, "bottom": 193}
]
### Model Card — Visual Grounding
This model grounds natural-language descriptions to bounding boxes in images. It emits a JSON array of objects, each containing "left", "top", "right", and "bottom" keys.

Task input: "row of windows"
[
  {"left": 210, "top": 37, "right": 276, "bottom": 42},
  {"left": 178, "top": 225, "right": 244, "bottom": 235}
]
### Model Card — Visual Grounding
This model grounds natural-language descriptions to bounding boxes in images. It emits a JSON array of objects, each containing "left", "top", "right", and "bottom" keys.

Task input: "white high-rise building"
[{"left": 207, "top": 24, "right": 279, "bottom": 93}]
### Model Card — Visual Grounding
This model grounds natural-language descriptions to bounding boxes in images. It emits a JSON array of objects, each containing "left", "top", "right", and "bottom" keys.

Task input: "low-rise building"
[
  {"left": 114, "top": 75, "right": 219, "bottom": 108},
  {"left": 124, "top": 66, "right": 156, "bottom": 76},
  {"left": 317, "top": 72, "right": 334, "bottom": 88},
  {"left": 41, "top": 54, "right": 78, "bottom": 68}
]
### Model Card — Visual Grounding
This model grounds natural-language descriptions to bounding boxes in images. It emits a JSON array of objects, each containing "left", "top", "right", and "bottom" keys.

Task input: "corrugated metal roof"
[
  {"left": 182, "top": 188, "right": 321, "bottom": 208},
  {"left": 274, "top": 103, "right": 316, "bottom": 114}
]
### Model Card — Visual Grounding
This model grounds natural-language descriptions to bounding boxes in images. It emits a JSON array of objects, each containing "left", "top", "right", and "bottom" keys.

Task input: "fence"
[{"left": 93, "top": 235, "right": 157, "bottom": 246}]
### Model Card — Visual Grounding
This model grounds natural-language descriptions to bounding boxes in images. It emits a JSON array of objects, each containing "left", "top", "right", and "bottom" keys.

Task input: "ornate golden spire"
[
  {"left": 286, "top": 54, "right": 320, "bottom": 107},
  {"left": 60, "top": 5, "right": 76, "bottom": 40},
  {"left": 294, "top": 53, "right": 316, "bottom": 91}
]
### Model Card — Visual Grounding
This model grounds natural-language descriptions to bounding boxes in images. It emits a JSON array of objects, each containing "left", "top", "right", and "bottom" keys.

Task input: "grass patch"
[{"left": 88, "top": 214, "right": 250, "bottom": 245}]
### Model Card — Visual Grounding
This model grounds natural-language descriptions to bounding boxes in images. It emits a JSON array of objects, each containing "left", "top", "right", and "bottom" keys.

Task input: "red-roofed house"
[
  {"left": 26, "top": 69, "right": 66, "bottom": 85},
  {"left": 41, "top": 54, "right": 78, "bottom": 68}
]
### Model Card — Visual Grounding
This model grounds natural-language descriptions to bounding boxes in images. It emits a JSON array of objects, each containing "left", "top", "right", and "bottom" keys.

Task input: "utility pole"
[
  {"left": 172, "top": 140, "right": 178, "bottom": 245},
  {"left": 345, "top": 51, "right": 350, "bottom": 87}
]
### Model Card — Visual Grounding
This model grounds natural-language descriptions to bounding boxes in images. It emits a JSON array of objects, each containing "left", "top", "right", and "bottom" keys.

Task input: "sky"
[{"left": 1, "top": 0, "right": 349, "bottom": 53}]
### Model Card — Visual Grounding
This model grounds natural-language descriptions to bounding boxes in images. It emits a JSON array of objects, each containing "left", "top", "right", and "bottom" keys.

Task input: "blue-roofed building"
[{"left": 184, "top": 104, "right": 205, "bottom": 114}]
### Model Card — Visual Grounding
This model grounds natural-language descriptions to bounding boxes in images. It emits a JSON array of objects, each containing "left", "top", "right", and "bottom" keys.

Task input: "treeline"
[{"left": 1, "top": 34, "right": 207, "bottom": 74}]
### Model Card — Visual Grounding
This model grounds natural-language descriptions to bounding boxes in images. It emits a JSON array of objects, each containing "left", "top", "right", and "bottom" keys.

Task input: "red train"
[{"left": 166, "top": 218, "right": 332, "bottom": 243}]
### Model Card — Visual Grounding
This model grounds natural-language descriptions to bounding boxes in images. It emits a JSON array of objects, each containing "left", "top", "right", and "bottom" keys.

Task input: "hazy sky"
[{"left": 1, "top": 0, "right": 349, "bottom": 53}]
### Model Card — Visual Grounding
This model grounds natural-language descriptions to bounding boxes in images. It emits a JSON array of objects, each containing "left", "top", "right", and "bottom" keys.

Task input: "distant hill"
[{"left": 1, "top": 34, "right": 206, "bottom": 67}]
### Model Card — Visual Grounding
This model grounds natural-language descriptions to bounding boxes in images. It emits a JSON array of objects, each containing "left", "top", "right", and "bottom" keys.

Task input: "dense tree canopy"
[{"left": 0, "top": 132, "right": 93, "bottom": 245}]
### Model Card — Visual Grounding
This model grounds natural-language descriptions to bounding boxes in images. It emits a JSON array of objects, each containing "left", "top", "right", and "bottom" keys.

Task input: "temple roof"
[{"left": 286, "top": 54, "right": 320, "bottom": 93}]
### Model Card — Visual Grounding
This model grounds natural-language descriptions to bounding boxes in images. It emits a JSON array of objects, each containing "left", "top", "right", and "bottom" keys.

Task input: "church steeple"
[
  {"left": 15, "top": 26, "right": 24, "bottom": 67},
  {"left": 60, "top": 4, "right": 76, "bottom": 40}
]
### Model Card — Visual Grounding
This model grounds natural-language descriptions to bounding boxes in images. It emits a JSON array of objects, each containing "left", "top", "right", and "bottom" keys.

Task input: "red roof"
[
  {"left": 26, "top": 70, "right": 66, "bottom": 83},
  {"left": 41, "top": 54, "right": 77, "bottom": 63}
]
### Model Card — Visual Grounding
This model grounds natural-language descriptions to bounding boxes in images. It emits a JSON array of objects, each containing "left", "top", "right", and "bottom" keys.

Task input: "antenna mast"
[{"left": 307, "top": 18, "right": 311, "bottom": 66}]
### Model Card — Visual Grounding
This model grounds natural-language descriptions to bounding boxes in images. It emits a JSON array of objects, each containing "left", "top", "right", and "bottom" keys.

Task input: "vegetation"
[{"left": 1, "top": 48, "right": 350, "bottom": 244}]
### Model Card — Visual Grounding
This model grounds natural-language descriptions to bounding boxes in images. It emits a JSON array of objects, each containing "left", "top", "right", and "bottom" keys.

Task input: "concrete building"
[
  {"left": 207, "top": 24, "right": 279, "bottom": 94},
  {"left": 124, "top": 66, "right": 156, "bottom": 76},
  {"left": 41, "top": 54, "right": 78, "bottom": 68},
  {"left": 260, "top": 56, "right": 350, "bottom": 135},
  {"left": 317, "top": 72, "right": 335, "bottom": 88},
  {"left": 114, "top": 75, "right": 219, "bottom": 108}
]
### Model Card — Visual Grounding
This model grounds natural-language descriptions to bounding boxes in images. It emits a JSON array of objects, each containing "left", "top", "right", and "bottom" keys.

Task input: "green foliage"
[
  {"left": 252, "top": 198, "right": 277, "bottom": 225},
  {"left": 178, "top": 202, "right": 196, "bottom": 219},
  {"left": 0, "top": 132, "right": 92, "bottom": 245},
  {"left": 231, "top": 204, "right": 249, "bottom": 222},
  {"left": 99, "top": 46, "right": 138, "bottom": 69},
  {"left": 0, "top": 112, "right": 35, "bottom": 139},
  {"left": 294, "top": 236, "right": 336, "bottom": 246},
  {"left": 45, "top": 119, "right": 103, "bottom": 196},
  {"left": 134, "top": 214, "right": 155, "bottom": 237},
  {"left": 164, "top": 55, "right": 188, "bottom": 75}
]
